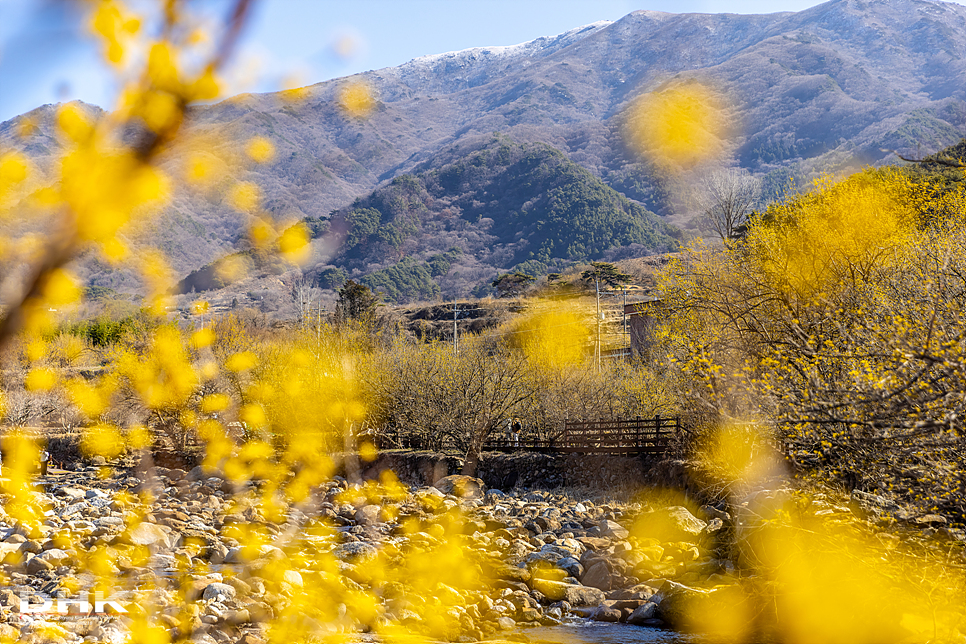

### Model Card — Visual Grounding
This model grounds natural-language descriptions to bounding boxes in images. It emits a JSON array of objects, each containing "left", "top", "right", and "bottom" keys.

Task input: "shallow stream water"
[{"left": 518, "top": 622, "right": 695, "bottom": 644}]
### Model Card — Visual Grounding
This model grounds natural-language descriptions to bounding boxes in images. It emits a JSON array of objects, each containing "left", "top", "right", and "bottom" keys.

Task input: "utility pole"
[
  {"left": 580, "top": 262, "right": 631, "bottom": 371},
  {"left": 453, "top": 301, "right": 459, "bottom": 357},
  {"left": 595, "top": 278, "right": 601, "bottom": 372},
  {"left": 622, "top": 286, "right": 628, "bottom": 350}
]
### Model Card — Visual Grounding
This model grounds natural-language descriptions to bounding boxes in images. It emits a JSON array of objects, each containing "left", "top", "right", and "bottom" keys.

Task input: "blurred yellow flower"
[
  {"left": 246, "top": 136, "right": 276, "bottom": 163},
  {"left": 230, "top": 182, "right": 261, "bottom": 212},
  {"left": 24, "top": 368, "right": 57, "bottom": 392},
  {"left": 278, "top": 222, "right": 309, "bottom": 263},
  {"left": 226, "top": 351, "right": 257, "bottom": 372},
  {"left": 339, "top": 80, "right": 375, "bottom": 117},
  {"left": 624, "top": 82, "right": 728, "bottom": 173}
]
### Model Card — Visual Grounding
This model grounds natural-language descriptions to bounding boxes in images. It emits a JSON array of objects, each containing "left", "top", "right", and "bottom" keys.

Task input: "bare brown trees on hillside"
[{"left": 702, "top": 169, "right": 762, "bottom": 241}]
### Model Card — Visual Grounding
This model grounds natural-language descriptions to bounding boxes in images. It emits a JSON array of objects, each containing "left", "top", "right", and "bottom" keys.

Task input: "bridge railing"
[{"left": 483, "top": 415, "right": 678, "bottom": 455}]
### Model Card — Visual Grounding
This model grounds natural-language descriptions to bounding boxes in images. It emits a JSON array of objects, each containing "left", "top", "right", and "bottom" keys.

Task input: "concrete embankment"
[{"left": 357, "top": 449, "right": 692, "bottom": 493}]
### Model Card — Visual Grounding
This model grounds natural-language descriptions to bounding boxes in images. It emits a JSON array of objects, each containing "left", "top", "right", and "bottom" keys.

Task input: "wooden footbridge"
[{"left": 483, "top": 415, "right": 678, "bottom": 456}]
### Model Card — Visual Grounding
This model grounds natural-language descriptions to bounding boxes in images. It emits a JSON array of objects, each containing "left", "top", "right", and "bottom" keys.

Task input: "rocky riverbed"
[{"left": 0, "top": 462, "right": 963, "bottom": 644}]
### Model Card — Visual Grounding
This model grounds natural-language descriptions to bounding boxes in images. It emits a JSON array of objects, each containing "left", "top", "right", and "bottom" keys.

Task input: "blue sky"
[{"left": 1, "top": 0, "right": 964, "bottom": 122}]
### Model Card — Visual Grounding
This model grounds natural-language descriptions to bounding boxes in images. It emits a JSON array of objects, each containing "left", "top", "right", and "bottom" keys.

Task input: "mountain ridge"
[{"left": 2, "top": 0, "right": 965, "bottom": 300}]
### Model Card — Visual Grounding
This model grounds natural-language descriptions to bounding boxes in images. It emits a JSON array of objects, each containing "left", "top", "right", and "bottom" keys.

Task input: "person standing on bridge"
[{"left": 511, "top": 418, "right": 522, "bottom": 447}]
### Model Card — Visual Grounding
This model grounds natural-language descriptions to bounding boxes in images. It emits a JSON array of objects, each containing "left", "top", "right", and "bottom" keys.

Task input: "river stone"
[
  {"left": 635, "top": 507, "right": 707, "bottom": 543},
  {"left": 164, "top": 468, "right": 187, "bottom": 481},
  {"left": 222, "top": 577, "right": 251, "bottom": 598},
  {"left": 224, "top": 547, "right": 247, "bottom": 564},
  {"left": 21, "top": 620, "right": 70, "bottom": 641},
  {"left": 202, "top": 582, "right": 236, "bottom": 603},
  {"left": 18, "top": 540, "right": 42, "bottom": 554},
  {"left": 0, "top": 589, "right": 18, "bottom": 607},
  {"left": 258, "top": 545, "right": 286, "bottom": 561},
  {"left": 668, "top": 507, "right": 707, "bottom": 536},
  {"left": 535, "top": 516, "right": 561, "bottom": 532},
  {"left": 581, "top": 561, "right": 614, "bottom": 591},
  {"left": 504, "top": 540, "right": 532, "bottom": 566},
  {"left": 496, "top": 616, "right": 516, "bottom": 630},
  {"left": 530, "top": 579, "right": 605, "bottom": 607},
  {"left": 282, "top": 570, "right": 303, "bottom": 587},
  {"left": 36, "top": 549, "right": 69, "bottom": 566},
  {"left": 128, "top": 522, "right": 173, "bottom": 549},
  {"left": 235, "top": 632, "right": 264, "bottom": 644},
  {"left": 576, "top": 536, "right": 611, "bottom": 551},
  {"left": 525, "top": 544, "right": 573, "bottom": 566},
  {"left": 207, "top": 542, "right": 229, "bottom": 564},
  {"left": 26, "top": 555, "right": 53, "bottom": 574},
  {"left": 334, "top": 542, "right": 378, "bottom": 563},
  {"left": 57, "top": 487, "right": 86, "bottom": 501},
  {"left": 626, "top": 601, "right": 659, "bottom": 625},
  {"left": 556, "top": 557, "right": 584, "bottom": 579},
  {"left": 355, "top": 504, "right": 382, "bottom": 525},
  {"left": 433, "top": 475, "right": 485, "bottom": 499},
  {"left": 88, "top": 496, "right": 112, "bottom": 509},
  {"left": 60, "top": 503, "right": 86, "bottom": 520},
  {"left": 612, "top": 583, "right": 658, "bottom": 601},
  {"left": 592, "top": 606, "right": 622, "bottom": 622},
  {"left": 484, "top": 490, "right": 506, "bottom": 503},
  {"left": 599, "top": 520, "right": 629, "bottom": 540},
  {"left": 485, "top": 562, "right": 530, "bottom": 582},
  {"left": 653, "top": 581, "right": 710, "bottom": 627},
  {"left": 703, "top": 517, "right": 725, "bottom": 535},
  {"left": 0, "top": 550, "right": 18, "bottom": 568}
]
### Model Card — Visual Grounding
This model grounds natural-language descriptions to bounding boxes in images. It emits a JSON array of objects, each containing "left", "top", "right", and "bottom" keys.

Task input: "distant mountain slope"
[
  {"left": 303, "top": 137, "right": 677, "bottom": 301},
  {"left": 2, "top": 0, "right": 964, "bottom": 294}
]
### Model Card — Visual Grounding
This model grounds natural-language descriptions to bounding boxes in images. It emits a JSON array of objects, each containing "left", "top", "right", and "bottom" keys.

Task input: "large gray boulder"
[
  {"left": 653, "top": 580, "right": 710, "bottom": 627},
  {"left": 529, "top": 579, "right": 605, "bottom": 606},
  {"left": 653, "top": 581, "right": 747, "bottom": 631},
  {"left": 433, "top": 475, "right": 485, "bottom": 499}
]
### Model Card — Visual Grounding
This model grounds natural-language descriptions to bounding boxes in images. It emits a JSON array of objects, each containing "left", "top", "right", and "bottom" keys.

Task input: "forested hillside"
[{"left": 306, "top": 137, "right": 679, "bottom": 302}]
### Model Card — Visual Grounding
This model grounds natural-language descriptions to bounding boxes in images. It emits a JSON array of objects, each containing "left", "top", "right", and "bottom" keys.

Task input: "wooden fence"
[{"left": 483, "top": 415, "right": 678, "bottom": 456}]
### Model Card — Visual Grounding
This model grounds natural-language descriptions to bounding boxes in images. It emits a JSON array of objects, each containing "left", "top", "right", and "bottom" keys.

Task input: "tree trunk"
[
  {"left": 344, "top": 422, "right": 362, "bottom": 485},
  {"left": 462, "top": 442, "right": 480, "bottom": 477}
]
